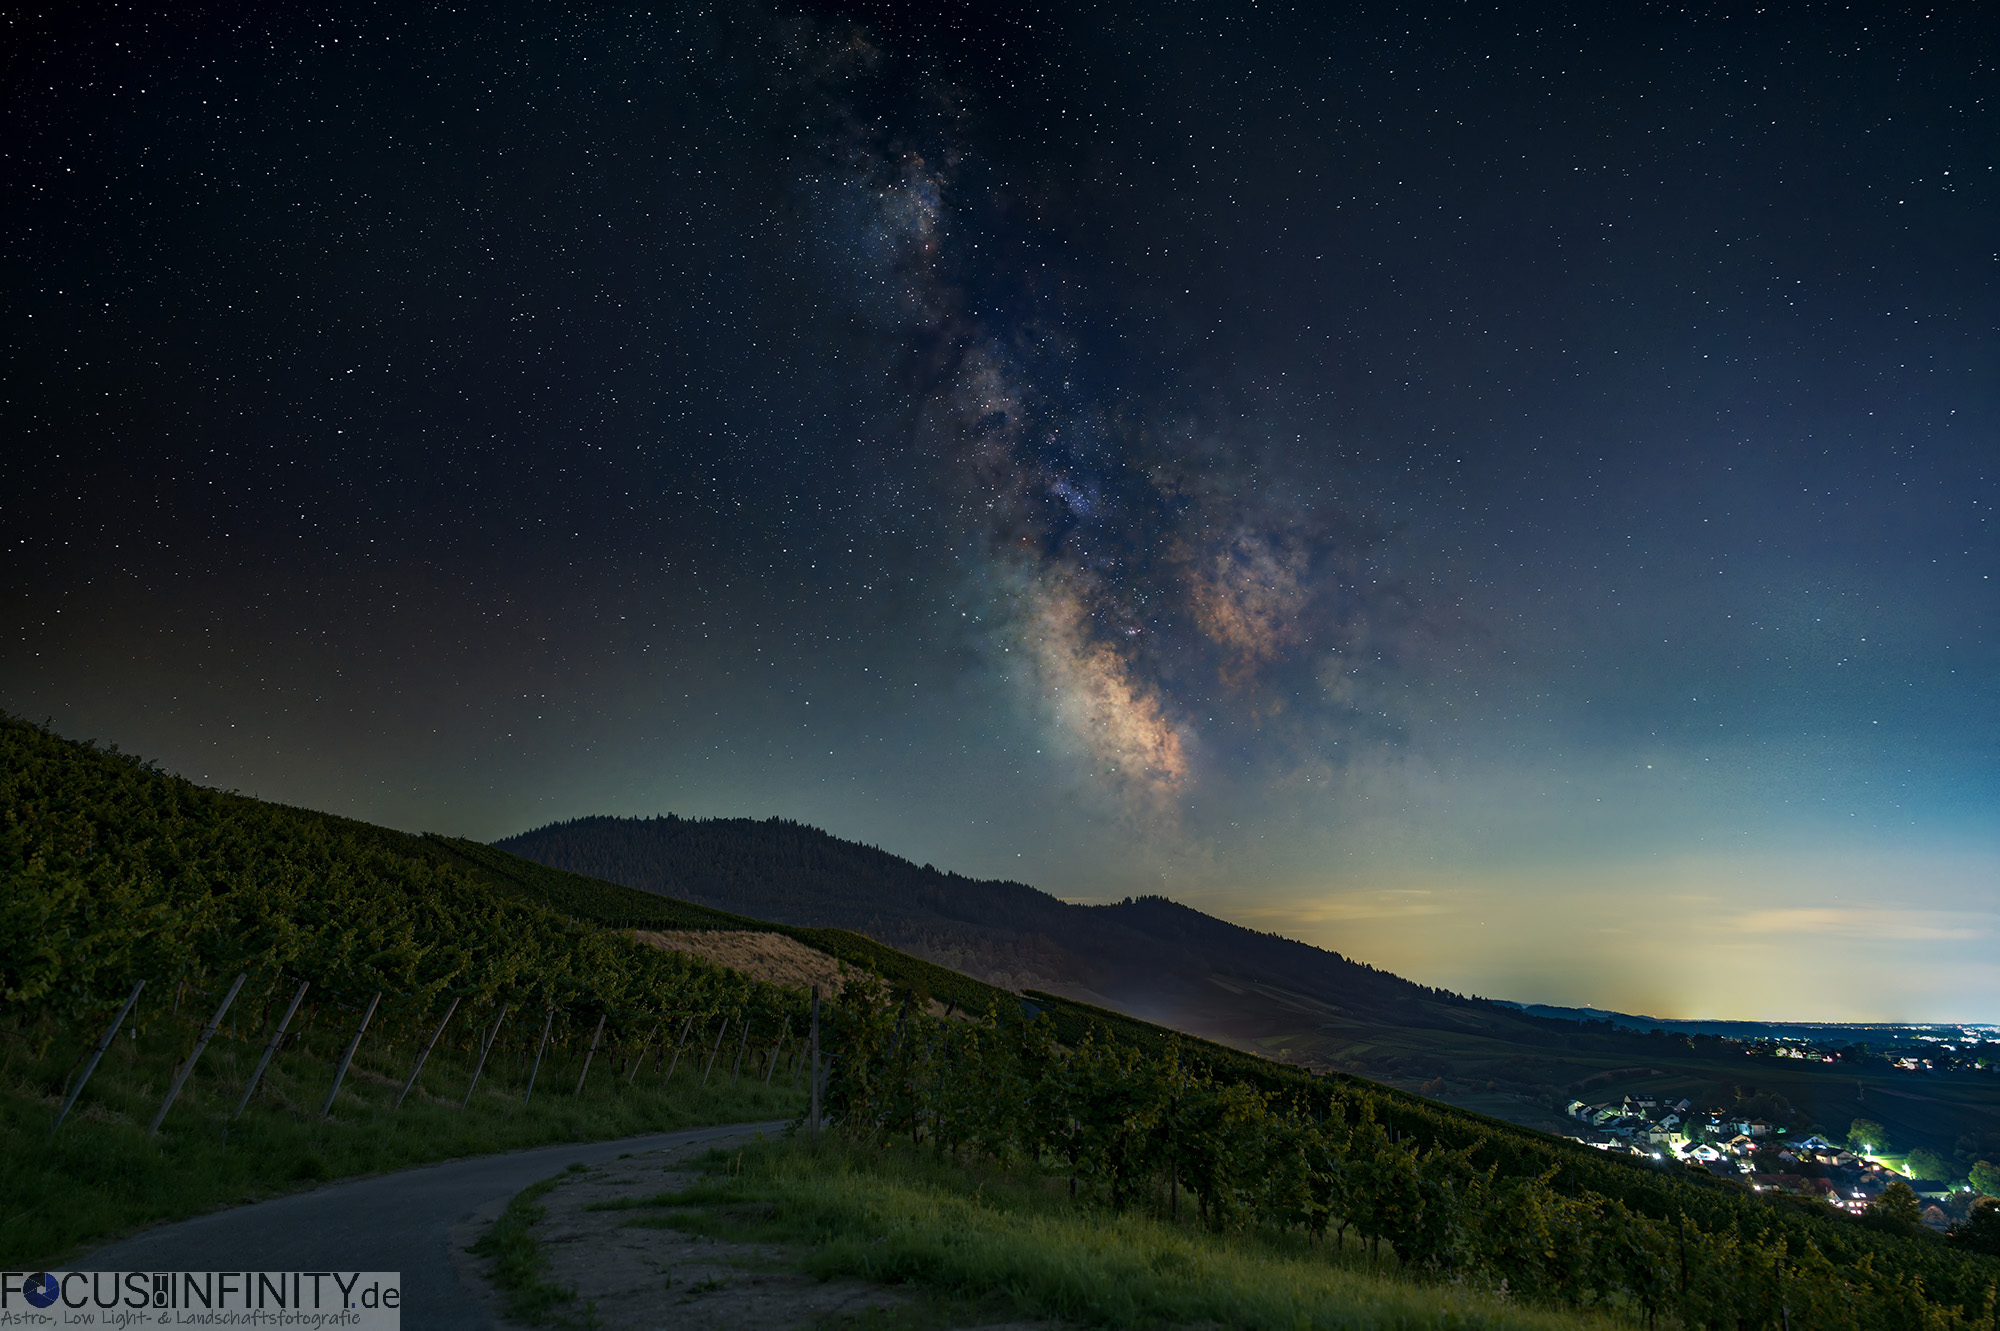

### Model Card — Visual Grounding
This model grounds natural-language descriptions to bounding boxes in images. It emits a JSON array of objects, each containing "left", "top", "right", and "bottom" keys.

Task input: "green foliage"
[
  {"left": 1849, "top": 1118, "right": 1892, "bottom": 1154},
  {"left": 1865, "top": 1180, "right": 1925, "bottom": 1237},
  {"left": 812, "top": 997, "right": 2000, "bottom": 1327},
  {"left": 1973, "top": 1161, "right": 2000, "bottom": 1198},
  {"left": 1909, "top": 1148, "right": 1953, "bottom": 1182},
  {"left": 1951, "top": 1199, "right": 2000, "bottom": 1258},
  {"left": 0, "top": 714, "right": 808, "bottom": 1035}
]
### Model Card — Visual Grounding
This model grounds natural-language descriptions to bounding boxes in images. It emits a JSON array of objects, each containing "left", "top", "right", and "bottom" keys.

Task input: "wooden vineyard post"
[
  {"left": 624, "top": 1018, "right": 662, "bottom": 1085},
  {"left": 320, "top": 991, "right": 382, "bottom": 1118},
  {"left": 524, "top": 1007, "right": 555, "bottom": 1104},
  {"left": 808, "top": 987, "right": 821, "bottom": 1140},
  {"left": 52, "top": 979, "right": 145, "bottom": 1135},
  {"left": 700, "top": 1018, "right": 729, "bottom": 1087},
  {"left": 573, "top": 1013, "right": 606, "bottom": 1096},
  {"left": 150, "top": 972, "right": 247, "bottom": 1134},
  {"left": 234, "top": 978, "right": 309, "bottom": 1119},
  {"left": 393, "top": 995, "right": 460, "bottom": 1111},
  {"left": 729, "top": 1019, "right": 750, "bottom": 1086},
  {"left": 662, "top": 1015, "right": 695, "bottom": 1084},
  {"left": 462, "top": 1004, "right": 509, "bottom": 1107}
]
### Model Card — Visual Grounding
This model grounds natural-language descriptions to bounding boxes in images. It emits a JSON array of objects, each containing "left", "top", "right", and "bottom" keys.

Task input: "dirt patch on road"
[
  {"left": 634, "top": 930, "right": 849, "bottom": 997},
  {"left": 452, "top": 1129, "right": 1060, "bottom": 1330}
]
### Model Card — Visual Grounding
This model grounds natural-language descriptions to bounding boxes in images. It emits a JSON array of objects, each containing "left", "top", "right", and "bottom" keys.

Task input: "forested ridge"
[
  {"left": 499, "top": 814, "right": 1503, "bottom": 1017},
  {"left": 495, "top": 815, "right": 1789, "bottom": 1097}
]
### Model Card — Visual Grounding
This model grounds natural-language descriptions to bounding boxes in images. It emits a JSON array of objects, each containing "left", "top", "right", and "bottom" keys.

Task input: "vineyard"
[
  {"left": 5, "top": 711, "right": 1998, "bottom": 1328},
  {"left": 0, "top": 716, "right": 809, "bottom": 1262},
  {"left": 808, "top": 986, "right": 2000, "bottom": 1328}
]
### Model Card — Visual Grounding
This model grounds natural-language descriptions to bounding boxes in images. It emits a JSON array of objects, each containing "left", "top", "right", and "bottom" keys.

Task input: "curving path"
[{"left": 81, "top": 1119, "right": 789, "bottom": 1329}]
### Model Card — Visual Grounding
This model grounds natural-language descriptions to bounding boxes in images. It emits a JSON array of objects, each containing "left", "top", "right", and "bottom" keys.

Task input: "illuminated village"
[{"left": 1563, "top": 1028, "right": 2000, "bottom": 1233}]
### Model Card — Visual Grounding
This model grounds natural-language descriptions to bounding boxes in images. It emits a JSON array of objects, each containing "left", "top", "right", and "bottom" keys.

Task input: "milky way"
[{"left": 785, "top": 24, "right": 1397, "bottom": 822}]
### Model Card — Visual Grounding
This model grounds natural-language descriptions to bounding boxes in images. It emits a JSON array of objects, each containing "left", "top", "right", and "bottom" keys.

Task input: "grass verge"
[
  {"left": 618, "top": 1137, "right": 1631, "bottom": 1330},
  {"left": 470, "top": 1165, "right": 590, "bottom": 1325},
  {"left": 0, "top": 1012, "right": 806, "bottom": 1267}
]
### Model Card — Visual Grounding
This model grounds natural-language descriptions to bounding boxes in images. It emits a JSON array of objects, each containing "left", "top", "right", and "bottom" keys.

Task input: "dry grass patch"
[{"left": 634, "top": 930, "right": 849, "bottom": 997}]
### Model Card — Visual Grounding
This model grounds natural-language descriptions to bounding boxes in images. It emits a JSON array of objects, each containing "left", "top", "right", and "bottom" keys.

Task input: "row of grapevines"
[
  {"left": 0, "top": 715, "right": 811, "bottom": 1069},
  {"left": 821, "top": 988, "right": 2000, "bottom": 1329}
]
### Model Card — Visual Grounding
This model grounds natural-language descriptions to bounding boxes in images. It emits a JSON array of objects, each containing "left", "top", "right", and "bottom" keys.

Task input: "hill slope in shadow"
[{"left": 497, "top": 815, "right": 1573, "bottom": 1071}]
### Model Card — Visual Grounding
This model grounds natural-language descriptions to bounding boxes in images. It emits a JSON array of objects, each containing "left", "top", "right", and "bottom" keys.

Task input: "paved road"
[{"left": 81, "top": 1120, "right": 788, "bottom": 1329}]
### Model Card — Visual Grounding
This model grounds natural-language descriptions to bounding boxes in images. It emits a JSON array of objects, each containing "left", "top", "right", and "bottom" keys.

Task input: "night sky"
[{"left": 6, "top": 2, "right": 1996, "bottom": 1020}]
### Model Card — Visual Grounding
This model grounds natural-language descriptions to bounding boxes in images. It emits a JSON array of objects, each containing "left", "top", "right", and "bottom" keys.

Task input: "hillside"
[
  {"left": 497, "top": 815, "right": 1536, "bottom": 1045},
  {"left": 489, "top": 818, "right": 1675, "bottom": 1080},
  {"left": 0, "top": 715, "right": 806, "bottom": 1264},
  {"left": 496, "top": 815, "right": 2000, "bottom": 1164}
]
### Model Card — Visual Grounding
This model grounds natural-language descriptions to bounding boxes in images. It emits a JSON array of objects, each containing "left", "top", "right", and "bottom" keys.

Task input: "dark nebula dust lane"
[{"left": 4, "top": 2, "right": 1996, "bottom": 1018}]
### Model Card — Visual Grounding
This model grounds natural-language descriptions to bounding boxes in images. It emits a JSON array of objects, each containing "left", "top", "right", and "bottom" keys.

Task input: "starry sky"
[{"left": 6, "top": 2, "right": 1997, "bottom": 1021}]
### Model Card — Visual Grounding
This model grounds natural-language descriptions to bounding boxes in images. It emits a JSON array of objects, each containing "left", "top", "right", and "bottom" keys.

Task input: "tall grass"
[
  {"left": 635, "top": 1138, "right": 1630, "bottom": 1330},
  {"left": 0, "top": 1006, "right": 805, "bottom": 1267}
]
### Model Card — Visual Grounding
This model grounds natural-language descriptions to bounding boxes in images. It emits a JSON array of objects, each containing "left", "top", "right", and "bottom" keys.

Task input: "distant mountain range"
[{"left": 1494, "top": 1002, "right": 1979, "bottom": 1043}]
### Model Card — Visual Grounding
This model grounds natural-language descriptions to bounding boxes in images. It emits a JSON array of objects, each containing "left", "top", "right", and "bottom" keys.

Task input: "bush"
[
  {"left": 1848, "top": 1118, "right": 1891, "bottom": 1154},
  {"left": 1908, "top": 1148, "right": 1952, "bottom": 1182}
]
